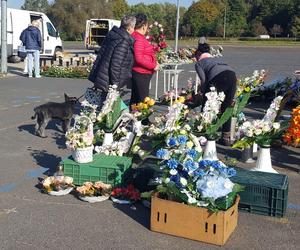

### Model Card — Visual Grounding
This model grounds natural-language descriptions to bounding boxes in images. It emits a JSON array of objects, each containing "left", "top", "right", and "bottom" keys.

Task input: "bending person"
[{"left": 195, "top": 43, "right": 237, "bottom": 146}]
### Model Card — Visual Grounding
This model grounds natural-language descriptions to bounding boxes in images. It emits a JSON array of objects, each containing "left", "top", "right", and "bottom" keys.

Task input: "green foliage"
[
  {"left": 41, "top": 66, "right": 89, "bottom": 78},
  {"left": 233, "top": 92, "right": 251, "bottom": 117},
  {"left": 206, "top": 107, "right": 234, "bottom": 138},
  {"left": 22, "top": 0, "right": 49, "bottom": 13}
]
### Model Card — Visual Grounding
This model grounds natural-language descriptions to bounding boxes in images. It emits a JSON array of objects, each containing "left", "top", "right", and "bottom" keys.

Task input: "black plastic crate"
[{"left": 231, "top": 167, "right": 288, "bottom": 217}]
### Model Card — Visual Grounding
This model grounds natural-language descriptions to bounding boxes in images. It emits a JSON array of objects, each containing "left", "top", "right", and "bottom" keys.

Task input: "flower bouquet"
[
  {"left": 76, "top": 181, "right": 112, "bottom": 203},
  {"left": 66, "top": 115, "right": 94, "bottom": 163},
  {"left": 283, "top": 104, "right": 300, "bottom": 147},
  {"left": 233, "top": 69, "right": 267, "bottom": 118},
  {"left": 147, "top": 21, "right": 168, "bottom": 64},
  {"left": 42, "top": 176, "right": 74, "bottom": 196},
  {"left": 110, "top": 184, "right": 141, "bottom": 204},
  {"left": 147, "top": 102, "right": 191, "bottom": 149},
  {"left": 149, "top": 141, "right": 242, "bottom": 212},
  {"left": 233, "top": 96, "right": 285, "bottom": 149},
  {"left": 131, "top": 97, "right": 155, "bottom": 122},
  {"left": 191, "top": 87, "right": 233, "bottom": 140}
]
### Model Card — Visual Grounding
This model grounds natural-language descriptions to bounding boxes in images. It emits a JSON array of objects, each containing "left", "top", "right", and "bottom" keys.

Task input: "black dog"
[{"left": 31, "top": 94, "right": 78, "bottom": 138}]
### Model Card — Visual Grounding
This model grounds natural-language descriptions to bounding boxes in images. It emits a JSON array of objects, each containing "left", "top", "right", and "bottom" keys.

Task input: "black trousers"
[
  {"left": 204, "top": 70, "right": 237, "bottom": 133},
  {"left": 130, "top": 71, "right": 153, "bottom": 106}
]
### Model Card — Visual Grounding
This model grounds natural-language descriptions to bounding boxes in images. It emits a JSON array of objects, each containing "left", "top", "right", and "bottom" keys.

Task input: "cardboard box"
[{"left": 150, "top": 194, "right": 240, "bottom": 246}]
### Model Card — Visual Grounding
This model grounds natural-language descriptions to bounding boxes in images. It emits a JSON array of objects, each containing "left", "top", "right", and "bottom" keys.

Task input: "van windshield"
[{"left": 47, "top": 22, "right": 56, "bottom": 37}]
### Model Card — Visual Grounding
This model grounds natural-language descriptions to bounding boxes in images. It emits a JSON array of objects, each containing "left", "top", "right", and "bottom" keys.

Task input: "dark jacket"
[
  {"left": 195, "top": 57, "right": 234, "bottom": 93},
  {"left": 88, "top": 26, "right": 135, "bottom": 91},
  {"left": 20, "top": 26, "right": 42, "bottom": 50}
]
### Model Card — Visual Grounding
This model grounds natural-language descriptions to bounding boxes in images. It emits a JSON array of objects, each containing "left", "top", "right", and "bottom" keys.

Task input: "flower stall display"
[
  {"left": 42, "top": 176, "right": 74, "bottom": 196},
  {"left": 233, "top": 96, "right": 288, "bottom": 173},
  {"left": 110, "top": 184, "right": 141, "bottom": 204},
  {"left": 66, "top": 115, "right": 94, "bottom": 163},
  {"left": 76, "top": 181, "right": 112, "bottom": 203},
  {"left": 284, "top": 104, "right": 300, "bottom": 147}
]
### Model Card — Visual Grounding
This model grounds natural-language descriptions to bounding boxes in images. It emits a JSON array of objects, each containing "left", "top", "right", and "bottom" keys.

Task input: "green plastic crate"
[
  {"left": 61, "top": 154, "right": 132, "bottom": 186},
  {"left": 231, "top": 167, "right": 288, "bottom": 217}
]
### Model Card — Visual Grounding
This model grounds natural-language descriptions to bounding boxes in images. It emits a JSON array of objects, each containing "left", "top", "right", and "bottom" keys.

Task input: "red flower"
[{"left": 159, "top": 42, "right": 167, "bottom": 49}]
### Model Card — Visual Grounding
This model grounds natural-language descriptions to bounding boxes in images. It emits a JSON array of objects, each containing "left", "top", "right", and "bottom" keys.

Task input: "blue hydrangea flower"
[
  {"left": 167, "top": 158, "right": 178, "bottom": 169},
  {"left": 196, "top": 175, "right": 234, "bottom": 200},
  {"left": 227, "top": 168, "right": 236, "bottom": 177},
  {"left": 193, "top": 168, "right": 205, "bottom": 177},
  {"left": 184, "top": 159, "right": 198, "bottom": 173},
  {"left": 177, "top": 135, "right": 188, "bottom": 145},
  {"left": 167, "top": 137, "right": 177, "bottom": 147},
  {"left": 187, "top": 149, "right": 197, "bottom": 159},
  {"left": 156, "top": 148, "right": 168, "bottom": 159}
]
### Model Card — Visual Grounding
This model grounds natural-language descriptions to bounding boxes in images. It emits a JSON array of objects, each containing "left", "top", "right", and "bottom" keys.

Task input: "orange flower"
[{"left": 284, "top": 105, "right": 300, "bottom": 147}]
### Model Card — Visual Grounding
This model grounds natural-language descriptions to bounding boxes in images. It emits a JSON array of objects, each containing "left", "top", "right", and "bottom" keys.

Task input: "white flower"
[
  {"left": 154, "top": 21, "right": 158, "bottom": 26},
  {"left": 224, "top": 179, "right": 234, "bottom": 190},
  {"left": 138, "top": 150, "right": 145, "bottom": 158},
  {"left": 273, "top": 122, "right": 280, "bottom": 130},
  {"left": 254, "top": 129, "right": 262, "bottom": 135},
  {"left": 164, "top": 178, "right": 170, "bottom": 184},
  {"left": 169, "top": 169, "right": 178, "bottom": 175},
  {"left": 184, "top": 124, "right": 191, "bottom": 131},
  {"left": 64, "top": 176, "right": 73, "bottom": 185},
  {"left": 132, "top": 145, "right": 140, "bottom": 153},
  {"left": 158, "top": 24, "right": 162, "bottom": 28},
  {"left": 180, "top": 177, "right": 187, "bottom": 186}
]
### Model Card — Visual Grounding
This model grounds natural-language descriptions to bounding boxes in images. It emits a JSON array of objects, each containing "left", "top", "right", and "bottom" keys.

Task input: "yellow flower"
[
  {"left": 148, "top": 99, "right": 155, "bottom": 106},
  {"left": 178, "top": 96, "right": 185, "bottom": 103},
  {"left": 186, "top": 141, "right": 194, "bottom": 149},
  {"left": 142, "top": 103, "right": 148, "bottom": 109},
  {"left": 244, "top": 87, "right": 251, "bottom": 92},
  {"left": 180, "top": 129, "right": 187, "bottom": 135},
  {"left": 144, "top": 97, "right": 151, "bottom": 103},
  {"left": 137, "top": 103, "right": 144, "bottom": 110},
  {"left": 131, "top": 104, "right": 138, "bottom": 111}
]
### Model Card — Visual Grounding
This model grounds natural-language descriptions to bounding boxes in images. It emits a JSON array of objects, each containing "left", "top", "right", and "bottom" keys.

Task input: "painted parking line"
[
  {"left": 288, "top": 203, "right": 300, "bottom": 211},
  {"left": 0, "top": 167, "right": 48, "bottom": 193},
  {"left": 26, "top": 96, "right": 41, "bottom": 100},
  {"left": 0, "top": 183, "right": 17, "bottom": 192}
]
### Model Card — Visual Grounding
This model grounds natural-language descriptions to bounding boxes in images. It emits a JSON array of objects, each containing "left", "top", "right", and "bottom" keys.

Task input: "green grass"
[{"left": 166, "top": 38, "right": 300, "bottom": 47}]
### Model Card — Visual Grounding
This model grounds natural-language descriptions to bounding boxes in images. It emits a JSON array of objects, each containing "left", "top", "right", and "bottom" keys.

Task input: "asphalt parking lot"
[{"left": 0, "top": 45, "right": 299, "bottom": 250}]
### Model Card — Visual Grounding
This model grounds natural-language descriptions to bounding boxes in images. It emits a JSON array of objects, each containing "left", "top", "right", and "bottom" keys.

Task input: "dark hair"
[
  {"left": 197, "top": 43, "right": 210, "bottom": 53},
  {"left": 135, "top": 13, "right": 148, "bottom": 29},
  {"left": 195, "top": 43, "right": 210, "bottom": 59}
]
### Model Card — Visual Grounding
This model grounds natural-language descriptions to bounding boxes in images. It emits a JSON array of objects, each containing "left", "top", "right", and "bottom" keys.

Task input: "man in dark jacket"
[
  {"left": 88, "top": 15, "right": 136, "bottom": 97},
  {"left": 20, "top": 20, "right": 42, "bottom": 78}
]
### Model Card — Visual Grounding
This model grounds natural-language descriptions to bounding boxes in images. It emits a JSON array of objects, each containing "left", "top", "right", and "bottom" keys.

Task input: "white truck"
[
  {"left": 0, "top": 8, "right": 63, "bottom": 62},
  {"left": 85, "top": 19, "right": 121, "bottom": 51}
]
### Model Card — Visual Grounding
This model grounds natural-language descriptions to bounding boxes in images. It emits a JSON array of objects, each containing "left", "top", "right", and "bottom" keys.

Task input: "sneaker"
[
  {"left": 23, "top": 71, "right": 28, "bottom": 74},
  {"left": 29, "top": 75, "right": 32, "bottom": 78},
  {"left": 35, "top": 75, "right": 41, "bottom": 78}
]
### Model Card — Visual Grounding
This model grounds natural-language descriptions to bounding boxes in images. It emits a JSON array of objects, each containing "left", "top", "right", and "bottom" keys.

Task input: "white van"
[
  {"left": 85, "top": 19, "right": 121, "bottom": 51},
  {"left": 1, "top": 8, "right": 63, "bottom": 62}
]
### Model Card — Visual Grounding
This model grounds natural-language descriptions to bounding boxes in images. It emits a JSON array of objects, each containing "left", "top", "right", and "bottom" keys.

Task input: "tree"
[
  {"left": 48, "top": 0, "right": 113, "bottom": 40},
  {"left": 291, "top": 17, "right": 300, "bottom": 38},
  {"left": 110, "top": 0, "right": 129, "bottom": 19},
  {"left": 251, "top": 20, "right": 268, "bottom": 36},
  {"left": 22, "top": 0, "right": 49, "bottom": 13},
  {"left": 270, "top": 24, "right": 283, "bottom": 38},
  {"left": 182, "top": 0, "right": 220, "bottom": 37}
]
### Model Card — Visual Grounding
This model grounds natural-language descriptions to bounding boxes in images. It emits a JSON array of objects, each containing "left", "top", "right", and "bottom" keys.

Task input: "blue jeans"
[{"left": 26, "top": 50, "right": 40, "bottom": 77}]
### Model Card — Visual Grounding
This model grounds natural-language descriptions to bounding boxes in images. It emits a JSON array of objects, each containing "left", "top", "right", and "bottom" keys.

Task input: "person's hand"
[{"left": 154, "top": 63, "right": 160, "bottom": 71}]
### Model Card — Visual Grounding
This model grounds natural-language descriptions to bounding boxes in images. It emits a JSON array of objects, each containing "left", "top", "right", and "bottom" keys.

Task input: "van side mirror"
[{"left": 56, "top": 31, "right": 59, "bottom": 37}]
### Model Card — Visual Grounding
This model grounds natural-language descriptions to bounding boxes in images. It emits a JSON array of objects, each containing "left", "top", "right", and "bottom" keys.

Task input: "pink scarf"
[{"left": 198, "top": 53, "right": 212, "bottom": 61}]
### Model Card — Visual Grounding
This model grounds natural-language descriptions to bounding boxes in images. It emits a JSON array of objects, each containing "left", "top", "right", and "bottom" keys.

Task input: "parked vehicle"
[
  {"left": 0, "top": 8, "right": 63, "bottom": 63},
  {"left": 257, "top": 35, "right": 270, "bottom": 39},
  {"left": 85, "top": 19, "right": 121, "bottom": 52}
]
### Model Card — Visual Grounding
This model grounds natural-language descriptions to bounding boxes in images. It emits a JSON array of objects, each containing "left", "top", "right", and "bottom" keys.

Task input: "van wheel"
[
  {"left": 8, "top": 55, "right": 21, "bottom": 63},
  {"left": 54, "top": 47, "right": 62, "bottom": 60}
]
